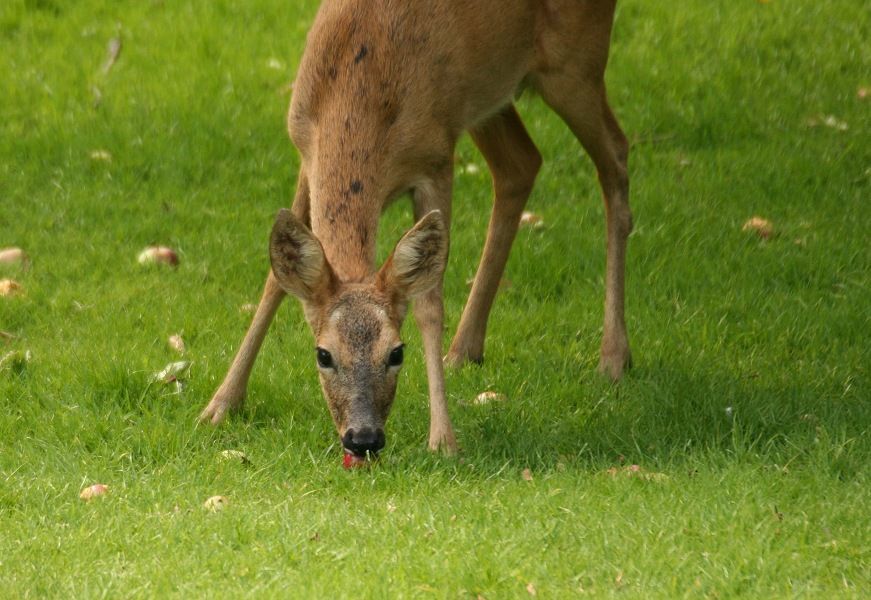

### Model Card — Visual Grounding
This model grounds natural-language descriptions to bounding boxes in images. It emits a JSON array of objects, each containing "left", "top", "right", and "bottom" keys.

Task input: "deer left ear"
[{"left": 377, "top": 210, "right": 448, "bottom": 300}]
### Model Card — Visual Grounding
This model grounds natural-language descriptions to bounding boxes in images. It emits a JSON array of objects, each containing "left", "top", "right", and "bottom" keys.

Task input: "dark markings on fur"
[
  {"left": 349, "top": 180, "right": 363, "bottom": 195},
  {"left": 357, "top": 222, "right": 369, "bottom": 249},
  {"left": 325, "top": 199, "right": 350, "bottom": 224},
  {"left": 354, "top": 44, "right": 368, "bottom": 64}
]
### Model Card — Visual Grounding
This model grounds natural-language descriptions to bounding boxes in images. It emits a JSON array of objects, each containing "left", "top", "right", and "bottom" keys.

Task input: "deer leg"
[
  {"left": 198, "top": 170, "right": 310, "bottom": 424},
  {"left": 537, "top": 76, "right": 632, "bottom": 380},
  {"left": 446, "top": 105, "right": 541, "bottom": 368},
  {"left": 198, "top": 271, "right": 286, "bottom": 424},
  {"left": 413, "top": 174, "right": 458, "bottom": 453}
]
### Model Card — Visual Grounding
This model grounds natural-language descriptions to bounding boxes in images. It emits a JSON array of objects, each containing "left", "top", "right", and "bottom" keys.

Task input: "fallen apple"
[
  {"left": 0, "top": 279, "right": 22, "bottom": 297},
  {"left": 343, "top": 453, "right": 369, "bottom": 469},
  {"left": 742, "top": 216, "right": 774, "bottom": 239},
  {"left": 137, "top": 246, "right": 179, "bottom": 267},
  {"left": 79, "top": 483, "right": 109, "bottom": 501},
  {"left": 0, "top": 247, "right": 29, "bottom": 269},
  {"left": 519, "top": 211, "right": 544, "bottom": 229},
  {"left": 168, "top": 334, "right": 186, "bottom": 354}
]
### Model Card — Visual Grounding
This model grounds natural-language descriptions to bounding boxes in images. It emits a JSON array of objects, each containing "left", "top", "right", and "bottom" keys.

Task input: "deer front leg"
[
  {"left": 413, "top": 176, "right": 458, "bottom": 454},
  {"left": 198, "top": 271, "right": 285, "bottom": 424},
  {"left": 199, "top": 169, "right": 310, "bottom": 424}
]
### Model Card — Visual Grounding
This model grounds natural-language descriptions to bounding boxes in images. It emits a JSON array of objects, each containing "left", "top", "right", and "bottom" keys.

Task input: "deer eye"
[
  {"left": 388, "top": 344, "right": 404, "bottom": 368},
  {"left": 316, "top": 347, "right": 334, "bottom": 369}
]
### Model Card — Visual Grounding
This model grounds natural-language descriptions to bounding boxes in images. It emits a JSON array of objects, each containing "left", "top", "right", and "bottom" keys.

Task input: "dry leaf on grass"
[
  {"left": 822, "top": 115, "right": 848, "bottom": 130},
  {"left": 89, "top": 149, "right": 112, "bottom": 162},
  {"left": 0, "top": 279, "right": 22, "bottom": 297},
  {"left": 152, "top": 361, "right": 190, "bottom": 383},
  {"left": 0, "top": 350, "right": 32, "bottom": 373},
  {"left": 526, "top": 582, "right": 537, "bottom": 596},
  {"left": 203, "top": 495, "right": 228, "bottom": 512},
  {"left": 604, "top": 464, "right": 669, "bottom": 482},
  {"left": 219, "top": 450, "right": 251, "bottom": 465},
  {"left": 102, "top": 37, "right": 122, "bottom": 74},
  {"left": 239, "top": 303, "right": 257, "bottom": 314},
  {"left": 858, "top": 87, "right": 868, "bottom": 100},
  {"left": 742, "top": 216, "right": 774, "bottom": 239},
  {"left": 805, "top": 114, "right": 849, "bottom": 131},
  {"left": 80, "top": 484, "right": 109, "bottom": 500},
  {"left": 522, "top": 468, "right": 533, "bottom": 482},
  {"left": 464, "top": 391, "right": 507, "bottom": 406}
]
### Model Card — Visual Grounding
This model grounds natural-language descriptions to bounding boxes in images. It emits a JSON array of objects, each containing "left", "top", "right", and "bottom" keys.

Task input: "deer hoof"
[
  {"left": 443, "top": 349, "right": 483, "bottom": 369},
  {"left": 597, "top": 349, "right": 632, "bottom": 382},
  {"left": 198, "top": 390, "right": 245, "bottom": 425},
  {"left": 428, "top": 428, "right": 459, "bottom": 455}
]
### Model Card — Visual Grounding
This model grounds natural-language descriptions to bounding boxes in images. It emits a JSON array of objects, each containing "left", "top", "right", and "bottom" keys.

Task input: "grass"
[{"left": 1, "top": 0, "right": 869, "bottom": 596}]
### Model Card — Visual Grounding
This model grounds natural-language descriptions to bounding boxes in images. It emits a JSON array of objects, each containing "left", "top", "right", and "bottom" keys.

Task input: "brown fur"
[{"left": 200, "top": 0, "right": 632, "bottom": 455}]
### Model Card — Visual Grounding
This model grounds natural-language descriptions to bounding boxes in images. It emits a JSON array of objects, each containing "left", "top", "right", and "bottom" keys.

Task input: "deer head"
[{"left": 269, "top": 208, "right": 447, "bottom": 458}]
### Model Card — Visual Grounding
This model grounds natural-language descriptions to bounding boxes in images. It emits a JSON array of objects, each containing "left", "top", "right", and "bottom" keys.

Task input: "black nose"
[{"left": 342, "top": 427, "right": 385, "bottom": 456}]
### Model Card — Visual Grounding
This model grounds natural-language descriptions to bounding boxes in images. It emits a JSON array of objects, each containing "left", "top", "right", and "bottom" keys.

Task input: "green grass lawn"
[{"left": 1, "top": 0, "right": 869, "bottom": 596}]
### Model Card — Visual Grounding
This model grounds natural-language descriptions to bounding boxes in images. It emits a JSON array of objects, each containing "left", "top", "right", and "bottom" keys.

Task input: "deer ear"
[
  {"left": 269, "top": 209, "right": 334, "bottom": 301},
  {"left": 377, "top": 210, "right": 448, "bottom": 300}
]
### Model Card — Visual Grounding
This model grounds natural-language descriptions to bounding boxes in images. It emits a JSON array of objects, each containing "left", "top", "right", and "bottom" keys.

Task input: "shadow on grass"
[
  {"left": 452, "top": 363, "right": 868, "bottom": 480},
  {"left": 206, "top": 358, "right": 871, "bottom": 485}
]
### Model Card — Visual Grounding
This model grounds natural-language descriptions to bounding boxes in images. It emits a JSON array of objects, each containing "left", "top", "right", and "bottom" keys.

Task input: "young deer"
[{"left": 199, "top": 0, "right": 632, "bottom": 458}]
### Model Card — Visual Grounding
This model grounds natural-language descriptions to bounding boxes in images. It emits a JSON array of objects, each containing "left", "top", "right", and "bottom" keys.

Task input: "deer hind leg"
[
  {"left": 445, "top": 105, "right": 542, "bottom": 368},
  {"left": 198, "top": 170, "right": 310, "bottom": 424},
  {"left": 535, "top": 74, "right": 632, "bottom": 380}
]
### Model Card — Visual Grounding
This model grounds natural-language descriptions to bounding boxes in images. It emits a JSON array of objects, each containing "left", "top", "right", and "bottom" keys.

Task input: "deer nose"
[{"left": 342, "top": 427, "right": 385, "bottom": 456}]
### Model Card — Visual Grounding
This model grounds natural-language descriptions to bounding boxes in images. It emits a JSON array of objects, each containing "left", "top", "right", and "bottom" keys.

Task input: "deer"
[{"left": 198, "top": 0, "right": 632, "bottom": 461}]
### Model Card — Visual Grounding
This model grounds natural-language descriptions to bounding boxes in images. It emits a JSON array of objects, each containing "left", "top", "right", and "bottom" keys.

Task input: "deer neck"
[{"left": 308, "top": 144, "right": 385, "bottom": 283}]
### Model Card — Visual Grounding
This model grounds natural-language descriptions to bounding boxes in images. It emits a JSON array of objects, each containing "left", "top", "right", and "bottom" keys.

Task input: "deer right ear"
[
  {"left": 269, "top": 209, "right": 334, "bottom": 301},
  {"left": 377, "top": 210, "right": 448, "bottom": 301}
]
